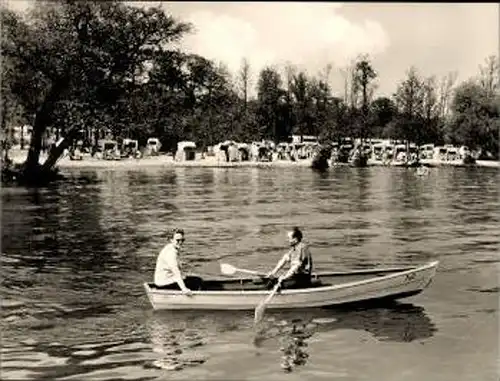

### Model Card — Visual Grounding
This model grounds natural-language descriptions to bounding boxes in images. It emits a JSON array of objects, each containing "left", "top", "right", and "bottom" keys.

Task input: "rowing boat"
[{"left": 144, "top": 260, "right": 439, "bottom": 311}]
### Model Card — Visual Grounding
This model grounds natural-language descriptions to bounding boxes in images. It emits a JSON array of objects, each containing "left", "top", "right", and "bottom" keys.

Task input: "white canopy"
[{"left": 177, "top": 141, "right": 196, "bottom": 150}]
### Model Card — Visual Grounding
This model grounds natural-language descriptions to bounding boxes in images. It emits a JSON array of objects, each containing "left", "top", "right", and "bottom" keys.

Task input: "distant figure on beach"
[
  {"left": 416, "top": 166, "right": 430, "bottom": 176},
  {"left": 266, "top": 227, "right": 313, "bottom": 289},
  {"left": 228, "top": 144, "right": 239, "bottom": 162},
  {"left": 153, "top": 228, "right": 202, "bottom": 294}
]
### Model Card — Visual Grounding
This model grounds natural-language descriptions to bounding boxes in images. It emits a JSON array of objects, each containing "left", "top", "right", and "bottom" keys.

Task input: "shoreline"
[{"left": 6, "top": 150, "right": 500, "bottom": 169}]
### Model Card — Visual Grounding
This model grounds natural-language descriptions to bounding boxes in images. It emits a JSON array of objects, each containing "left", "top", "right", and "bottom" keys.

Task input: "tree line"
[{"left": 1, "top": 1, "right": 498, "bottom": 181}]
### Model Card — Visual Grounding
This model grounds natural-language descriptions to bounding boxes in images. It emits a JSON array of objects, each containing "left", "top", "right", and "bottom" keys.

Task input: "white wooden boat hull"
[{"left": 144, "top": 261, "right": 438, "bottom": 311}]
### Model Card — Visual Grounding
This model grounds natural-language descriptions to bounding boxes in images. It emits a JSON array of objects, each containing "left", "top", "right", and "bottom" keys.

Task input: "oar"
[
  {"left": 220, "top": 263, "right": 266, "bottom": 277},
  {"left": 254, "top": 279, "right": 282, "bottom": 325}
]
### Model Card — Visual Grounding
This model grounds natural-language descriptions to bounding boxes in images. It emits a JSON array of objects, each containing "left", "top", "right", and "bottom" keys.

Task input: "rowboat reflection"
[
  {"left": 256, "top": 301, "right": 437, "bottom": 371},
  {"left": 266, "top": 300, "right": 437, "bottom": 343},
  {"left": 144, "top": 301, "right": 436, "bottom": 372}
]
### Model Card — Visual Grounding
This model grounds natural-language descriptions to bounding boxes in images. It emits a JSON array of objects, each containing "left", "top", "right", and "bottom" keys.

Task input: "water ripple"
[{"left": 1, "top": 166, "right": 498, "bottom": 380}]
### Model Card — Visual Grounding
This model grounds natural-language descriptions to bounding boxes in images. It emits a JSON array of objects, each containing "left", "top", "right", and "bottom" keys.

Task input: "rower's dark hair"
[
  {"left": 172, "top": 228, "right": 185, "bottom": 236},
  {"left": 291, "top": 227, "right": 303, "bottom": 242}
]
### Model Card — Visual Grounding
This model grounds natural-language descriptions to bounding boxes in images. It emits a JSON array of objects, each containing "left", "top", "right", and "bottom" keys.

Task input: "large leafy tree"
[
  {"left": 478, "top": 55, "right": 499, "bottom": 98},
  {"left": 256, "top": 67, "right": 286, "bottom": 142},
  {"left": 185, "top": 58, "right": 239, "bottom": 147},
  {"left": 289, "top": 71, "right": 312, "bottom": 137},
  {"left": 233, "top": 58, "right": 259, "bottom": 141},
  {"left": 446, "top": 81, "right": 499, "bottom": 158},
  {"left": 309, "top": 76, "right": 334, "bottom": 140},
  {"left": 420, "top": 76, "right": 442, "bottom": 144},
  {"left": 370, "top": 96, "right": 397, "bottom": 138},
  {"left": 1, "top": 1, "right": 190, "bottom": 179},
  {"left": 392, "top": 67, "right": 425, "bottom": 144},
  {"left": 0, "top": 52, "right": 27, "bottom": 149},
  {"left": 351, "top": 55, "right": 377, "bottom": 139}
]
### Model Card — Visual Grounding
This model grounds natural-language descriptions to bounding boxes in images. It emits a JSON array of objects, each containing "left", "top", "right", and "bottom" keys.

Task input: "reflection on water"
[
  {"left": 145, "top": 310, "right": 224, "bottom": 372},
  {"left": 1, "top": 166, "right": 498, "bottom": 380},
  {"left": 143, "top": 300, "right": 436, "bottom": 373},
  {"left": 265, "top": 301, "right": 436, "bottom": 343},
  {"left": 278, "top": 325, "right": 311, "bottom": 372},
  {"left": 147, "top": 317, "right": 207, "bottom": 371},
  {"left": 264, "top": 301, "right": 436, "bottom": 372}
]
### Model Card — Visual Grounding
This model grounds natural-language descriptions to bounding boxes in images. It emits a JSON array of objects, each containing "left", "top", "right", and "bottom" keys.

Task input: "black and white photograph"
[{"left": 1, "top": 1, "right": 499, "bottom": 380}]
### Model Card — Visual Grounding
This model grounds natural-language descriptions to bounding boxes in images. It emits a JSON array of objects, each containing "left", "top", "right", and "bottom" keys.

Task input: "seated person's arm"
[
  {"left": 267, "top": 253, "right": 289, "bottom": 278},
  {"left": 280, "top": 245, "right": 309, "bottom": 281},
  {"left": 165, "top": 254, "right": 189, "bottom": 292},
  {"left": 279, "top": 259, "right": 301, "bottom": 281}
]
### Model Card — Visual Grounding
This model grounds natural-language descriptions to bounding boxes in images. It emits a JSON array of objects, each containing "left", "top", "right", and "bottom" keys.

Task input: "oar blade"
[
  {"left": 220, "top": 263, "right": 236, "bottom": 276},
  {"left": 253, "top": 281, "right": 280, "bottom": 325},
  {"left": 220, "top": 263, "right": 266, "bottom": 277},
  {"left": 254, "top": 300, "right": 267, "bottom": 324}
]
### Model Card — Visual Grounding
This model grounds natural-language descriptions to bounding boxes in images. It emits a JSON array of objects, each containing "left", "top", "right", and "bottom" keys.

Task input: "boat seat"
[{"left": 280, "top": 279, "right": 323, "bottom": 290}]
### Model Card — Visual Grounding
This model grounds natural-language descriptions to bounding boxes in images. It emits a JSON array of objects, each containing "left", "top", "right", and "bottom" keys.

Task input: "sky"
[{"left": 5, "top": 1, "right": 499, "bottom": 97}]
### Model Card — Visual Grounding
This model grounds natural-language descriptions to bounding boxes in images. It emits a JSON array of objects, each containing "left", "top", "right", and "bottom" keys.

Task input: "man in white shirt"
[
  {"left": 154, "top": 229, "right": 201, "bottom": 295},
  {"left": 266, "top": 227, "right": 313, "bottom": 289}
]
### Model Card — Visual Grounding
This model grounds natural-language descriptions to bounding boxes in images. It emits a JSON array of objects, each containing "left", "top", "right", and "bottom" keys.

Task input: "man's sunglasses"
[{"left": 175, "top": 238, "right": 185, "bottom": 243}]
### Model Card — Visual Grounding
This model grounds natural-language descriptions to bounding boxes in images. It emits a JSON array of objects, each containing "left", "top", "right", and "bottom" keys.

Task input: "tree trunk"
[
  {"left": 208, "top": 88, "right": 213, "bottom": 146},
  {"left": 25, "top": 77, "right": 69, "bottom": 173},
  {"left": 20, "top": 125, "right": 25, "bottom": 149},
  {"left": 362, "top": 81, "right": 368, "bottom": 140},
  {"left": 41, "top": 127, "right": 80, "bottom": 171},
  {"left": 25, "top": 119, "right": 46, "bottom": 169}
]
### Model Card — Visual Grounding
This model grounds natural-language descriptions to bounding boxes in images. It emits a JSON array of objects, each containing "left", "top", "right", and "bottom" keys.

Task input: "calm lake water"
[{"left": 2, "top": 166, "right": 499, "bottom": 380}]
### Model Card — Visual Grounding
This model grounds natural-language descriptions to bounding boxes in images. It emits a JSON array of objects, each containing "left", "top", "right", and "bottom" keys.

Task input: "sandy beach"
[
  {"left": 6, "top": 149, "right": 499, "bottom": 169},
  {"left": 55, "top": 156, "right": 316, "bottom": 169},
  {"left": 7, "top": 149, "right": 315, "bottom": 169}
]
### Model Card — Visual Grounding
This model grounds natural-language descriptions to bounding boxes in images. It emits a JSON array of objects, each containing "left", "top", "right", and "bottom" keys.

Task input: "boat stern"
[{"left": 144, "top": 283, "right": 159, "bottom": 309}]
